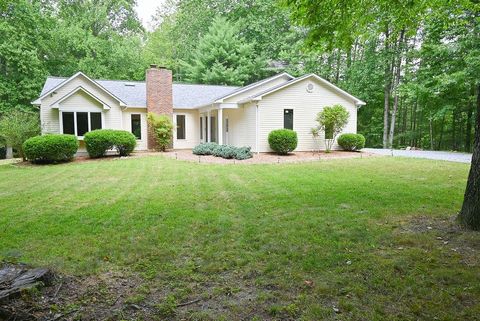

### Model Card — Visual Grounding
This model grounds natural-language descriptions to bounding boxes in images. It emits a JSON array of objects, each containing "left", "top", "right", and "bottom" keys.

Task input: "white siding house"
[{"left": 33, "top": 67, "right": 365, "bottom": 153}]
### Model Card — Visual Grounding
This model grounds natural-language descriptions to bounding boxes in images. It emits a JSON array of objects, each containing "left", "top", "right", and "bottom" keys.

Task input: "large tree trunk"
[
  {"left": 465, "top": 85, "right": 474, "bottom": 152},
  {"left": 388, "top": 29, "right": 405, "bottom": 148},
  {"left": 458, "top": 84, "right": 480, "bottom": 230},
  {"left": 383, "top": 27, "right": 391, "bottom": 149}
]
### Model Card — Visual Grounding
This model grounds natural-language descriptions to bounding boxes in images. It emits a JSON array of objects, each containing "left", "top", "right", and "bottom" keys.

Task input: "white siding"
[
  {"left": 257, "top": 77, "right": 358, "bottom": 152},
  {"left": 39, "top": 74, "right": 149, "bottom": 151},
  {"left": 222, "top": 75, "right": 291, "bottom": 104},
  {"left": 222, "top": 103, "right": 256, "bottom": 150},
  {"left": 122, "top": 109, "right": 148, "bottom": 150},
  {"left": 173, "top": 109, "right": 200, "bottom": 149}
]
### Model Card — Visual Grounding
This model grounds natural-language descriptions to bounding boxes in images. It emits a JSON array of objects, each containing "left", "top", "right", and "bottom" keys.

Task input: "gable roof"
[
  {"left": 212, "top": 72, "right": 294, "bottom": 103},
  {"left": 35, "top": 76, "right": 238, "bottom": 109},
  {"left": 49, "top": 86, "right": 112, "bottom": 110},
  {"left": 239, "top": 73, "right": 366, "bottom": 106},
  {"left": 32, "top": 72, "right": 128, "bottom": 106}
]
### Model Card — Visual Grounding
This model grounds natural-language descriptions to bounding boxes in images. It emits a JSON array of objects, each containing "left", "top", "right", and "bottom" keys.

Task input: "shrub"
[
  {"left": 268, "top": 129, "right": 298, "bottom": 155},
  {"left": 147, "top": 113, "right": 174, "bottom": 151},
  {"left": 84, "top": 129, "right": 136, "bottom": 158},
  {"left": 0, "top": 111, "right": 40, "bottom": 160},
  {"left": 23, "top": 134, "right": 79, "bottom": 163},
  {"left": 192, "top": 142, "right": 218, "bottom": 155},
  {"left": 337, "top": 133, "right": 366, "bottom": 151},
  {"left": 192, "top": 143, "right": 253, "bottom": 160},
  {"left": 234, "top": 146, "right": 253, "bottom": 160}
]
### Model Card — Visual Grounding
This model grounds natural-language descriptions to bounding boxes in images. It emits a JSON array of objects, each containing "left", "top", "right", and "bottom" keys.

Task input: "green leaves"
[{"left": 182, "top": 16, "right": 268, "bottom": 85}]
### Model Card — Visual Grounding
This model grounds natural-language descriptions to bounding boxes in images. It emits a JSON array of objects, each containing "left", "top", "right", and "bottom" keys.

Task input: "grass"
[{"left": 0, "top": 155, "right": 479, "bottom": 320}]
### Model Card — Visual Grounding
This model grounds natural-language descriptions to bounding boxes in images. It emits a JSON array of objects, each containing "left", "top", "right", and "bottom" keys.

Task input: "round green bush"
[
  {"left": 337, "top": 133, "right": 365, "bottom": 151},
  {"left": 23, "top": 134, "right": 79, "bottom": 163},
  {"left": 234, "top": 146, "right": 253, "bottom": 160},
  {"left": 268, "top": 129, "right": 298, "bottom": 155},
  {"left": 84, "top": 129, "right": 136, "bottom": 158}
]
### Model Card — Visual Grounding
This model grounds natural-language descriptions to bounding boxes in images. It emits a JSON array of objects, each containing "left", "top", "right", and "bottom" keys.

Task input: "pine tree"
[{"left": 182, "top": 16, "right": 267, "bottom": 86}]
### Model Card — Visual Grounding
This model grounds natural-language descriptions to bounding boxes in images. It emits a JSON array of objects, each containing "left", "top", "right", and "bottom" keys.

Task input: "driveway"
[{"left": 364, "top": 148, "right": 472, "bottom": 163}]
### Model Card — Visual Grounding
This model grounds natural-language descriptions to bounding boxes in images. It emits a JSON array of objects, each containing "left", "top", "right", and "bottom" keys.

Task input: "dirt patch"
[{"left": 394, "top": 215, "right": 480, "bottom": 266}]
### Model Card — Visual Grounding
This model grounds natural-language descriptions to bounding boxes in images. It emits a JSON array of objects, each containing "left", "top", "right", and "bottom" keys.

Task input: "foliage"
[
  {"left": 0, "top": 147, "right": 5, "bottom": 159},
  {"left": 23, "top": 134, "right": 78, "bottom": 163},
  {"left": 315, "top": 105, "right": 350, "bottom": 152},
  {"left": 193, "top": 143, "right": 252, "bottom": 160},
  {"left": 182, "top": 16, "right": 268, "bottom": 86},
  {"left": 192, "top": 142, "right": 219, "bottom": 155},
  {"left": 234, "top": 146, "right": 253, "bottom": 160},
  {"left": 337, "top": 133, "right": 366, "bottom": 151},
  {"left": 84, "top": 129, "right": 136, "bottom": 158},
  {"left": 147, "top": 113, "right": 174, "bottom": 152},
  {"left": 0, "top": 110, "right": 40, "bottom": 160},
  {"left": 268, "top": 129, "right": 298, "bottom": 155}
]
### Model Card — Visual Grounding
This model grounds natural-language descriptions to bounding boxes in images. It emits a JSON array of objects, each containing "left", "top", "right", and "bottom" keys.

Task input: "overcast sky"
[{"left": 135, "top": 0, "right": 166, "bottom": 30}]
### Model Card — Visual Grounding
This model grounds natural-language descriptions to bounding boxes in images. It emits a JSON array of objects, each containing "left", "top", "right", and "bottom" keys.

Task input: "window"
[
  {"left": 131, "top": 114, "right": 141, "bottom": 139},
  {"left": 225, "top": 118, "right": 229, "bottom": 132},
  {"left": 210, "top": 116, "right": 216, "bottom": 142},
  {"left": 61, "top": 111, "right": 102, "bottom": 137},
  {"left": 200, "top": 117, "right": 203, "bottom": 139},
  {"left": 90, "top": 112, "right": 102, "bottom": 131},
  {"left": 284, "top": 109, "right": 293, "bottom": 130},
  {"left": 176, "top": 115, "right": 186, "bottom": 139},
  {"left": 62, "top": 112, "right": 75, "bottom": 134},
  {"left": 76, "top": 112, "right": 89, "bottom": 136}
]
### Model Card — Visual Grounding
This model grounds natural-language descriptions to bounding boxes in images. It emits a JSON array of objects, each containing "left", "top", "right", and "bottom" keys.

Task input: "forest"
[{"left": 1, "top": 0, "right": 478, "bottom": 151}]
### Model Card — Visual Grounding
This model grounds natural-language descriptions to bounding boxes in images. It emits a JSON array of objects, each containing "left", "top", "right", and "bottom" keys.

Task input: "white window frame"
[
  {"left": 130, "top": 113, "right": 142, "bottom": 141},
  {"left": 175, "top": 113, "right": 187, "bottom": 140},
  {"left": 59, "top": 110, "right": 104, "bottom": 139}
]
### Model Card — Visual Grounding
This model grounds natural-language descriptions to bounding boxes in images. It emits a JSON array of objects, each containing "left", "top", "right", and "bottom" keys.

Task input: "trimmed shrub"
[
  {"left": 23, "top": 134, "right": 79, "bottom": 163},
  {"left": 268, "top": 129, "right": 298, "bottom": 155},
  {"left": 192, "top": 143, "right": 253, "bottom": 160},
  {"left": 337, "top": 133, "right": 366, "bottom": 151},
  {"left": 234, "top": 146, "right": 253, "bottom": 160},
  {"left": 84, "top": 129, "right": 136, "bottom": 158},
  {"left": 192, "top": 142, "right": 218, "bottom": 155}
]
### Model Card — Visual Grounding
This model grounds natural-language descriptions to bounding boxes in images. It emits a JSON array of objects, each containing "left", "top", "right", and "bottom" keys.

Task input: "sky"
[{"left": 135, "top": 0, "right": 166, "bottom": 30}]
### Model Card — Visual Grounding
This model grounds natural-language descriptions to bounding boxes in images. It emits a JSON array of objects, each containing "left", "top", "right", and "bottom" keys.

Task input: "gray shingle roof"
[{"left": 40, "top": 77, "right": 239, "bottom": 109}]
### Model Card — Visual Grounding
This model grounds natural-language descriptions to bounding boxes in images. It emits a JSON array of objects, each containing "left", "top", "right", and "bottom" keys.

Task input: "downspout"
[{"left": 255, "top": 103, "right": 259, "bottom": 154}]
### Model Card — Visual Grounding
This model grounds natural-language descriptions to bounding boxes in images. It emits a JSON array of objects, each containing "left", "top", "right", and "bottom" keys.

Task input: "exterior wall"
[
  {"left": 173, "top": 109, "right": 200, "bottom": 149},
  {"left": 39, "top": 75, "right": 148, "bottom": 151},
  {"left": 222, "top": 103, "right": 256, "bottom": 150},
  {"left": 122, "top": 109, "right": 148, "bottom": 150},
  {"left": 40, "top": 75, "right": 123, "bottom": 135},
  {"left": 222, "top": 75, "right": 291, "bottom": 104},
  {"left": 257, "top": 77, "right": 358, "bottom": 152}
]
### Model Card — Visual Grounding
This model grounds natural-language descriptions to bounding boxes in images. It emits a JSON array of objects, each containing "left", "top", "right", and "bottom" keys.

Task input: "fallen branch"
[{"left": 177, "top": 298, "right": 201, "bottom": 307}]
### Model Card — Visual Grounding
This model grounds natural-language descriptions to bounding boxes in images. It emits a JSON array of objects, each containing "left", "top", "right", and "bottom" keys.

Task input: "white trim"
[
  {"left": 174, "top": 113, "right": 187, "bottom": 140},
  {"left": 255, "top": 103, "right": 259, "bottom": 154},
  {"left": 240, "top": 74, "right": 366, "bottom": 106},
  {"left": 50, "top": 86, "right": 111, "bottom": 110},
  {"left": 217, "top": 108, "right": 223, "bottom": 145},
  {"left": 214, "top": 72, "right": 294, "bottom": 103},
  {"left": 32, "top": 72, "right": 127, "bottom": 106}
]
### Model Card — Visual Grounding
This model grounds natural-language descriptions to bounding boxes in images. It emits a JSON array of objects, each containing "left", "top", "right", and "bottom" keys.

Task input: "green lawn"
[{"left": 1, "top": 156, "right": 479, "bottom": 320}]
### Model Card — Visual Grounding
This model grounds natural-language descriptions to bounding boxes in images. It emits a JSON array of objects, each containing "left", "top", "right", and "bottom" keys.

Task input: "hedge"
[
  {"left": 268, "top": 129, "right": 298, "bottom": 155},
  {"left": 23, "top": 134, "right": 79, "bottom": 163},
  {"left": 193, "top": 143, "right": 252, "bottom": 160},
  {"left": 84, "top": 129, "right": 136, "bottom": 158},
  {"left": 337, "top": 133, "right": 365, "bottom": 151}
]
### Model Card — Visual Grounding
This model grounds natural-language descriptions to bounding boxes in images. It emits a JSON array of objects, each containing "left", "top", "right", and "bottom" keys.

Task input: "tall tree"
[{"left": 182, "top": 16, "right": 267, "bottom": 85}]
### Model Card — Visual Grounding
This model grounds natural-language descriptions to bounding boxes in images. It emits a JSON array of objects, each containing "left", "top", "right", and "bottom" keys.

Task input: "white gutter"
[{"left": 255, "top": 103, "right": 259, "bottom": 154}]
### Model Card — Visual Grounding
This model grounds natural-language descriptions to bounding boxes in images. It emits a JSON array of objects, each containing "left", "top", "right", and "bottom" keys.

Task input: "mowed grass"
[{"left": 0, "top": 156, "right": 479, "bottom": 320}]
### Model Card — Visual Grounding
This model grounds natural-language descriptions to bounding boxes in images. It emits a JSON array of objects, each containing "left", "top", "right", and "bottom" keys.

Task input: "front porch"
[{"left": 198, "top": 104, "right": 237, "bottom": 146}]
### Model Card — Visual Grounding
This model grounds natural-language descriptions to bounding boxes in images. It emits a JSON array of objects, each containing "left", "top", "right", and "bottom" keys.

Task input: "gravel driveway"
[{"left": 364, "top": 148, "right": 472, "bottom": 163}]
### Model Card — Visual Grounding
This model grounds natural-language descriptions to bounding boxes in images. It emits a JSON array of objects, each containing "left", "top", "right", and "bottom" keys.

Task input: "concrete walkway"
[{"left": 364, "top": 148, "right": 472, "bottom": 163}]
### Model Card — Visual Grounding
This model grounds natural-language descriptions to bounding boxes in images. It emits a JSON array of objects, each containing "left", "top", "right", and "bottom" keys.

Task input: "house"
[{"left": 32, "top": 65, "right": 365, "bottom": 153}]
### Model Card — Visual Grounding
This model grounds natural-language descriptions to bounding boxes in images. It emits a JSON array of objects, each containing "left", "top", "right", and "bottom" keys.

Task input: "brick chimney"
[{"left": 146, "top": 64, "right": 173, "bottom": 150}]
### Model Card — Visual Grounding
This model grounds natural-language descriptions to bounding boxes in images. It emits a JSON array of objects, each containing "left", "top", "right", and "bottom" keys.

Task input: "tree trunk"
[
  {"left": 458, "top": 83, "right": 480, "bottom": 230},
  {"left": 388, "top": 29, "right": 405, "bottom": 148},
  {"left": 383, "top": 28, "right": 391, "bottom": 149},
  {"left": 466, "top": 85, "right": 474, "bottom": 152}
]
